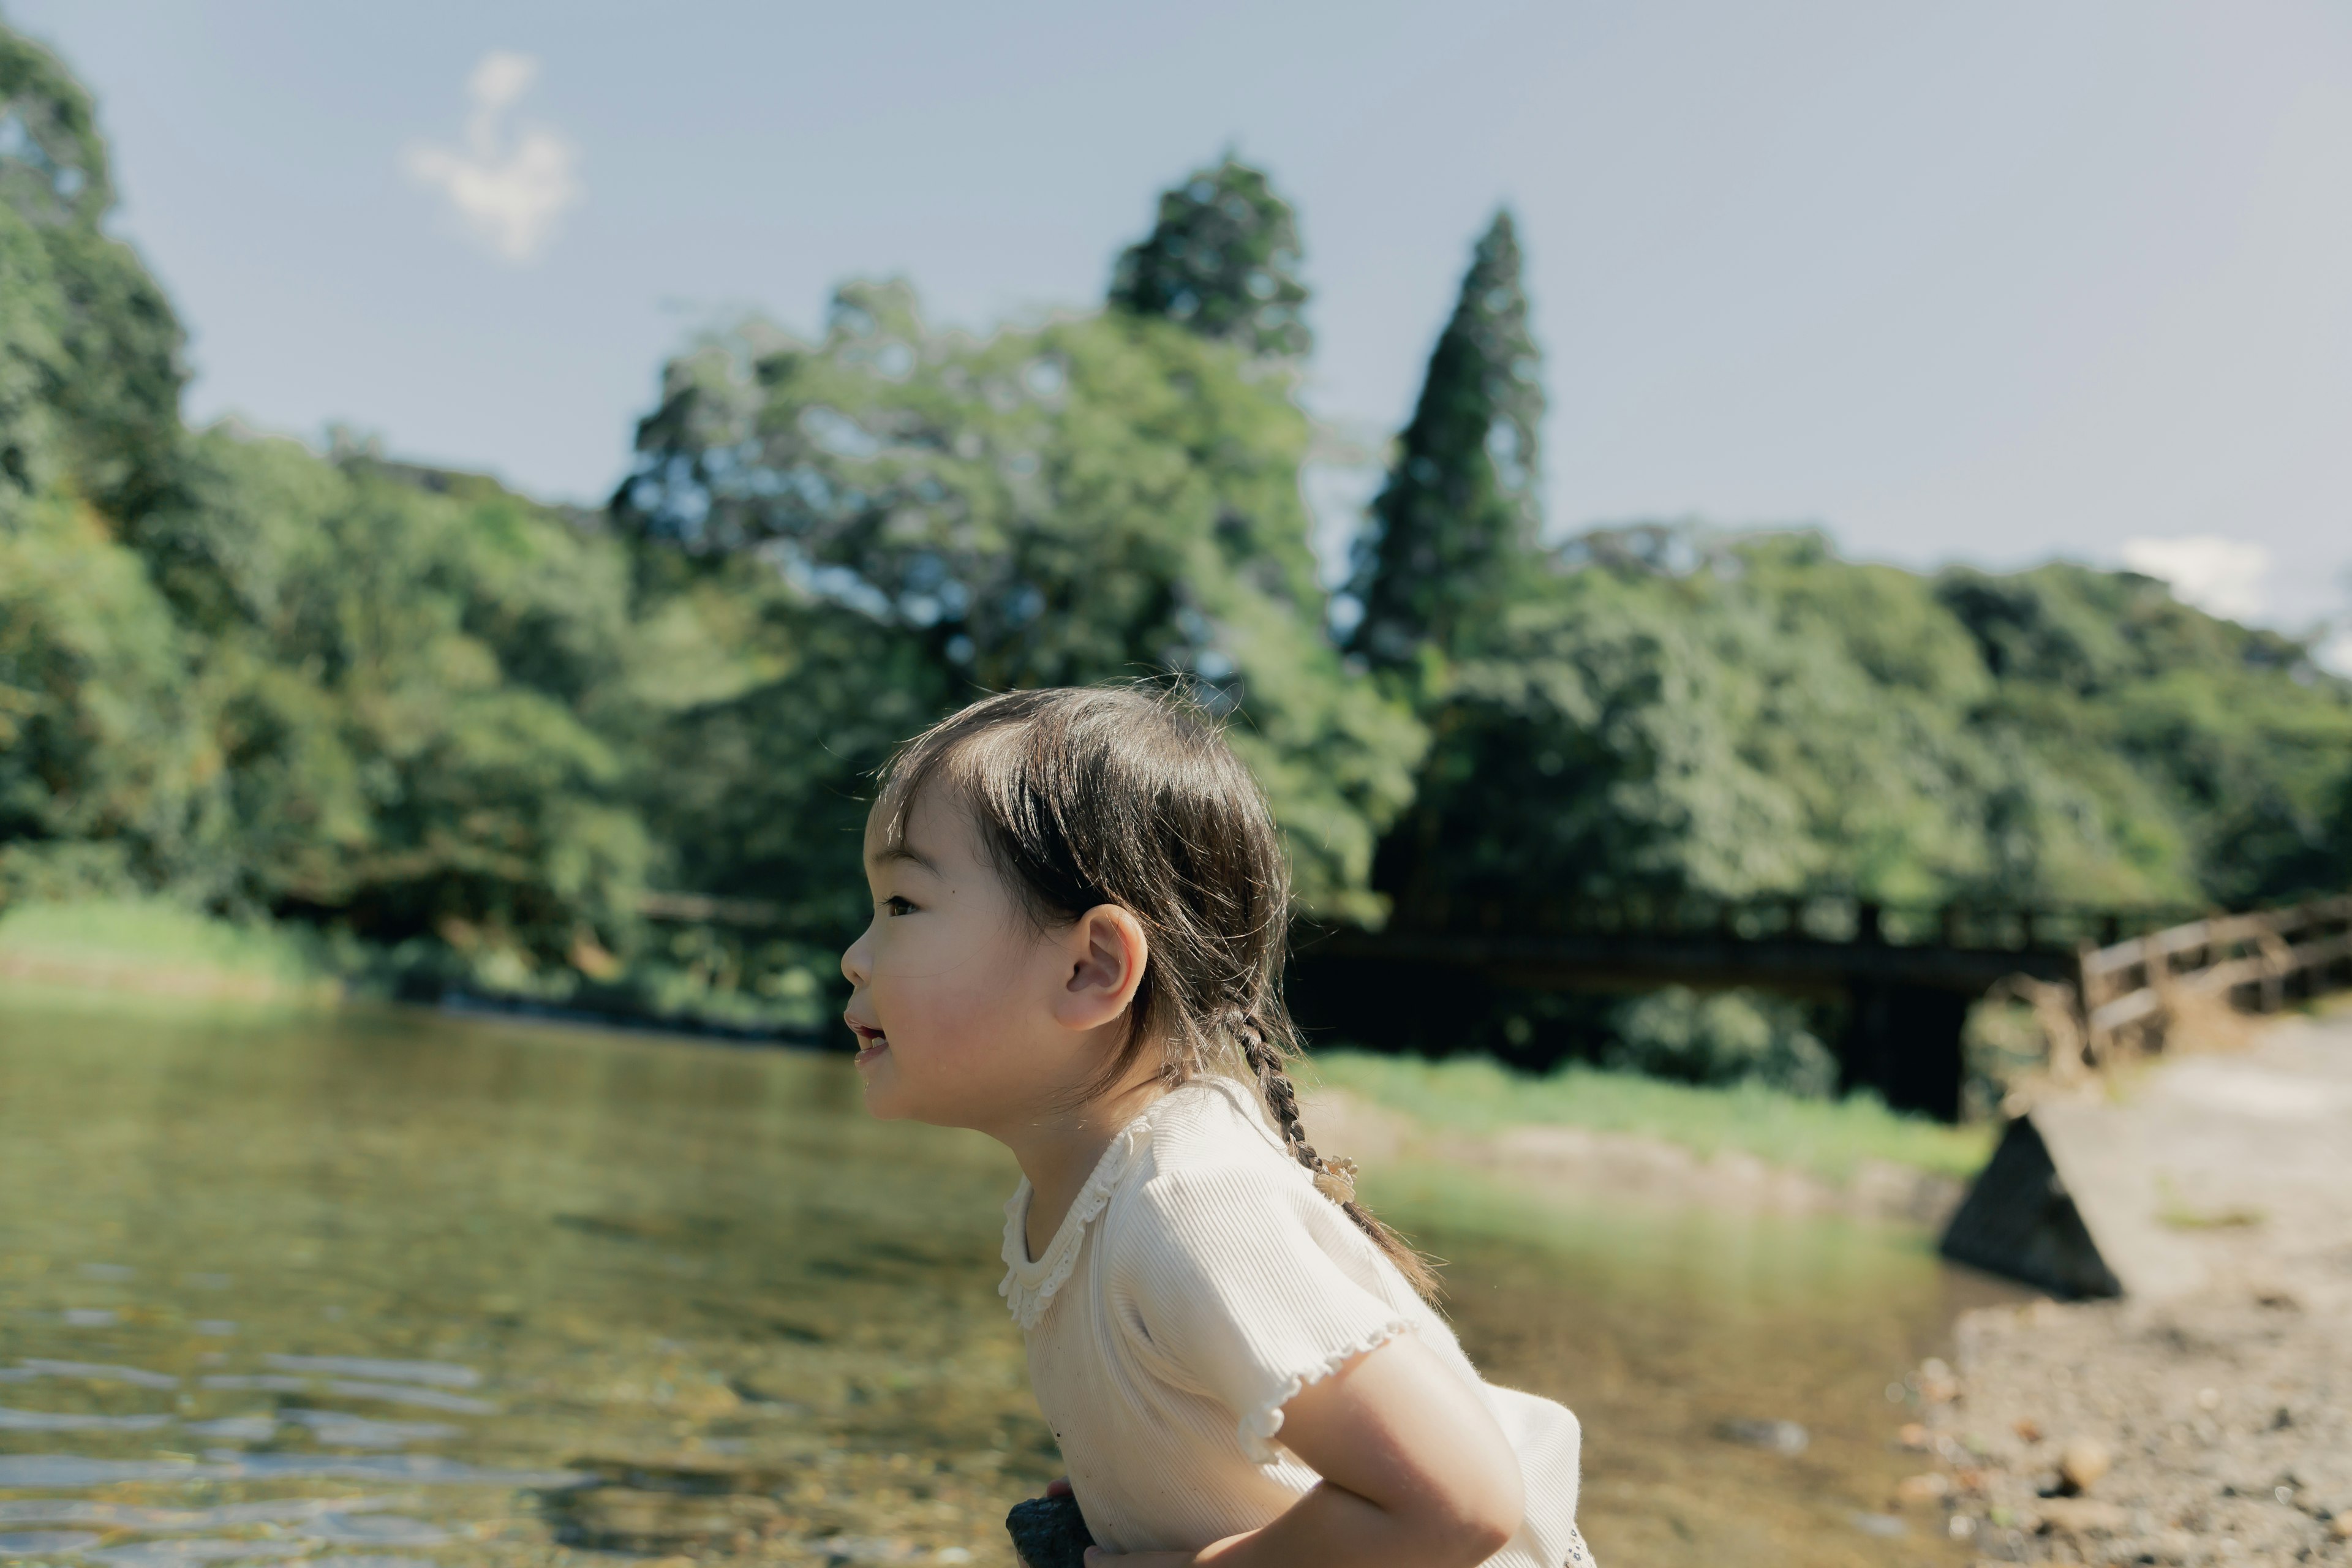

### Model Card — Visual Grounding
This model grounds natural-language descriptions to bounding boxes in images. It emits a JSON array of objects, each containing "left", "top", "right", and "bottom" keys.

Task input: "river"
[{"left": 0, "top": 992, "right": 2016, "bottom": 1566}]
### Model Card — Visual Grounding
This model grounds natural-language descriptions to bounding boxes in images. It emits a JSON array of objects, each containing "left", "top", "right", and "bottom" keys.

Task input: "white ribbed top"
[{"left": 1000, "top": 1075, "right": 1592, "bottom": 1565}]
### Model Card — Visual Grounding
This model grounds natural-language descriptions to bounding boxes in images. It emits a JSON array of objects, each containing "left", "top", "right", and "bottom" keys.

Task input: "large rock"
[{"left": 1943, "top": 1014, "right": 2352, "bottom": 1301}]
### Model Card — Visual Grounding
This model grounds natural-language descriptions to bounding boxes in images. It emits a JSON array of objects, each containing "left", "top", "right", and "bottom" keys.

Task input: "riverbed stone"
[
  {"left": 553, "top": 1485, "right": 783, "bottom": 1549},
  {"left": 1713, "top": 1418, "right": 1808, "bottom": 1455},
  {"left": 571, "top": 1453, "right": 796, "bottom": 1494},
  {"left": 1005, "top": 1492, "right": 1091, "bottom": 1568},
  {"left": 2056, "top": 1435, "right": 2110, "bottom": 1493}
]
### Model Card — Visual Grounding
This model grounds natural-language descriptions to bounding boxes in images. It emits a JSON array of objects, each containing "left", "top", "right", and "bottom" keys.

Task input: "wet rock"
[
  {"left": 1005, "top": 1491, "right": 1092, "bottom": 1568},
  {"left": 552, "top": 1485, "right": 782, "bottom": 1550},
  {"left": 816, "top": 1535, "right": 918, "bottom": 1563},
  {"left": 571, "top": 1453, "right": 795, "bottom": 1494},
  {"left": 2055, "top": 1435, "right": 2110, "bottom": 1494},
  {"left": 665, "top": 1381, "right": 743, "bottom": 1420},
  {"left": 1713, "top": 1418, "right": 1808, "bottom": 1455}
]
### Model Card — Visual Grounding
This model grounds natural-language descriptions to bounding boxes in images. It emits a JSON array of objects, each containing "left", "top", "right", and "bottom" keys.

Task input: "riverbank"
[
  {"left": 2, "top": 900, "right": 1993, "bottom": 1216},
  {"left": 0, "top": 897, "right": 830, "bottom": 1036},
  {"left": 0, "top": 897, "right": 341, "bottom": 1005},
  {"left": 1889, "top": 1003, "right": 2352, "bottom": 1562},
  {"left": 1303, "top": 1050, "right": 1991, "bottom": 1227}
]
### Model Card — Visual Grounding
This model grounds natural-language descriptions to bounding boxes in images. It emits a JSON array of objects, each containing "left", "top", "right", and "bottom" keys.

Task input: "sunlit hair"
[{"left": 872, "top": 684, "right": 1439, "bottom": 1299}]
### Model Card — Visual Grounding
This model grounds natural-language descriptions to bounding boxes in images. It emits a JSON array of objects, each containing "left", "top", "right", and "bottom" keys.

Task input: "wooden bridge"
[
  {"left": 641, "top": 885, "right": 2352, "bottom": 1125},
  {"left": 1281, "top": 894, "right": 2323, "bottom": 1122}
]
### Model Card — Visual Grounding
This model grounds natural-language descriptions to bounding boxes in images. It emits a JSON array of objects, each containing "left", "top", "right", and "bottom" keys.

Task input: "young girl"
[{"left": 840, "top": 687, "right": 1591, "bottom": 1567}]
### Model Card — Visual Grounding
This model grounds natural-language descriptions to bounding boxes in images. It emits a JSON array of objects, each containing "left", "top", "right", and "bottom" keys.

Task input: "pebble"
[
  {"left": 1903, "top": 1286, "right": 2351, "bottom": 1564},
  {"left": 1713, "top": 1418, "right": 1808, "bottom": 1455},
  {"left": 2056, "top": 1436, "right": 2110, "bottom": 1494}
]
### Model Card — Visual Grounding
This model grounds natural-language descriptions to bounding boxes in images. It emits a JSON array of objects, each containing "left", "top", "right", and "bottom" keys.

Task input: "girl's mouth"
[{"left": 846, "top": 1019, "right": 888, "bottom": 1064}]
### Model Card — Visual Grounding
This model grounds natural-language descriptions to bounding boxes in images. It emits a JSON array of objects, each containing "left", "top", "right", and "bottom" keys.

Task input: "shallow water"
[{"left": 0, "top": 993, "right": 2015, "bottom": 1567}]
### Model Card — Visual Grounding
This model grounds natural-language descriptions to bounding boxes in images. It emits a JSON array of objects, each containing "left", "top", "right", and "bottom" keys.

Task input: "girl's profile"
[{"left": 840, "top": 685, "right": 1590, "bottom": 1567}]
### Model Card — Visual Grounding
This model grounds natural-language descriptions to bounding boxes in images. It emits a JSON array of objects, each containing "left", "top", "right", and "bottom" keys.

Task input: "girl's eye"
[{"left": 882, "top": 895, "right": 918, "bottom": 917}]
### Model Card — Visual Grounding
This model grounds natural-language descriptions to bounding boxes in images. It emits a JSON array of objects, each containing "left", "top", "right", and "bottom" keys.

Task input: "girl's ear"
[{"left": 1052, "top": 904, "right": 1149, "bottom": 1032}]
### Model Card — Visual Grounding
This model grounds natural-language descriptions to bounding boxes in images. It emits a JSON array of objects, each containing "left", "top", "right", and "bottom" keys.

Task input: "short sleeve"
[{"left": 1116, "top": 1162, "right": 1414, "bottom": 1464}]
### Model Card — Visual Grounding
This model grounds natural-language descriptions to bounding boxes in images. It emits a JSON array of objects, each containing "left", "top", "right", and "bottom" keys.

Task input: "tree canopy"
[
  {"left": 1108, "top": 156, "right": 1313, "bottom": 361},
  {"left": 3, "top": 18, "right": 2347, "bottom": 1081},
  {"left": 1347, "top": 209, "right": 1545, "bottom": 674},
  {"left": 614, "top": 277, "right": 1422, "bottom": 920}
]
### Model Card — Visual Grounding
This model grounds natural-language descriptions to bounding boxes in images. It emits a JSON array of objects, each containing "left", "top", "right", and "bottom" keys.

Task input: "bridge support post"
[{"left": 1840, "top": 981, "right": 1970, "bottom": 1121}]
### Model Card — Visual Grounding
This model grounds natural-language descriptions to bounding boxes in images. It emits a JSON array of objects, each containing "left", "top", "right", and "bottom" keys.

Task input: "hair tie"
[{"left": 1312, "top": 1156, "right": 1359, "bottom": 1205}]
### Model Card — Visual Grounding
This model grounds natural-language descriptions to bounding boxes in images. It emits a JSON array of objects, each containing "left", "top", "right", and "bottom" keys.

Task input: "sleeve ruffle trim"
[{"left": 1235, "top": 1319, "right": 1413, "bottom": 1465}]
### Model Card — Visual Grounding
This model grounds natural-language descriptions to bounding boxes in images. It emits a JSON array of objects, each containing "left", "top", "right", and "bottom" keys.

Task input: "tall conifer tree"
[
  {"left": 1108, "top": 156, "right": 1312, "bottom": 360},
  {"left": 1347, "top": 209, "right": 1544, "bottom": 670}
]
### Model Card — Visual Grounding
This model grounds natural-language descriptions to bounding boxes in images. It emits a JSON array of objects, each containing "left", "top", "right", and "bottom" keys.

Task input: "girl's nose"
[{"left": 840, "top": 927, "right": 872, "bottom": 987}]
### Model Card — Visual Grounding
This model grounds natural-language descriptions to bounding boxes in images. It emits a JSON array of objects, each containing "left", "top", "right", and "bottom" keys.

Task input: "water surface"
[{"left": 0, "top": 993, "right": 2010, "bottom": 1566}]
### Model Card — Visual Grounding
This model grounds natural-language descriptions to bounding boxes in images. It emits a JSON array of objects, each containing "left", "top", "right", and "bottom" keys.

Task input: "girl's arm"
[{"left": 1085, "top": 1332, "right": 1524, "bottom": 1568}]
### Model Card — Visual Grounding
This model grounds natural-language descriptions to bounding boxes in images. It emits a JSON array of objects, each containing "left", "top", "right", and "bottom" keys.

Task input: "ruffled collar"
[
  {"left": 997, "top": 1106, "right": 1160, "bottom": 1330},
  {"left": 995, "top": 1078, "right": 1280, "bottom": 1329}
]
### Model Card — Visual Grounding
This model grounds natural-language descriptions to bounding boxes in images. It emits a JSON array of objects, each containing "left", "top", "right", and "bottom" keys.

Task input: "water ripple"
[
  {"left": 0, "top": 1455, "right": 586, "bottom": 1488},
  {"left": 0, "top": 1408, "right": 172, "bottom": 1432},
  {"left": 15, "top": 1359, "right": 181, "bottom": 1390},
  {"left": 0, "top": 1533, "right": 105, "bottom": 1559},
  {"left": 262, "top": 1356, "right": 480, "bottom": 1390}
]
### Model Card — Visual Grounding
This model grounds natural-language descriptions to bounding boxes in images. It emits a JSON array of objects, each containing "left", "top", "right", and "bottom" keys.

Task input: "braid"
[{"left": 1230, "top": 1008, "right": 1441, "bottom": 1300}]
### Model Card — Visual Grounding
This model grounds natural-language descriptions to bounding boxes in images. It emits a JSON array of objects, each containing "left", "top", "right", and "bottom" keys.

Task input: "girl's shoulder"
[
  {"left": 1137, "top": 1073, "right": 1289, "bottom": 1163},
  {"left": 1102, "top": 1074, "right": 1344, "bottom": 1264},
  {"left": 1118, "top": 1074, "right": 1298, "bottom": 1204}
]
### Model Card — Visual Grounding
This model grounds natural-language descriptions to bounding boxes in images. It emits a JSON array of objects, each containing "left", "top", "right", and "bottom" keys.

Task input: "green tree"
[
  {"left": 133, "top": 428, "right": 649, "bottom": 970},
  {"left": 1346, "top": 209, "right": 1544, "bottom": 673},
  {"left": 0, "top": 491, "right": 219, "bottom": 899},
  {"left": 1108, "top": 156, "right": 1312, "bottom": 360},
  {"left": 0, "top": 28, "right": 186, "bottom": 524},
  {"left": 1934, "top": 561, "right": 2352, "bottom": 906},
  {"left": 615, "top": 279, "right": 1422, "bottom": 918}
]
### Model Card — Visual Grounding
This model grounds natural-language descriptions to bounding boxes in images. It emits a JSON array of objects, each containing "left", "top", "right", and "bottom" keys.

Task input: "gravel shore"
[{"left": 1898, "top": 1281, "right": 2352, "bottom": 1564}]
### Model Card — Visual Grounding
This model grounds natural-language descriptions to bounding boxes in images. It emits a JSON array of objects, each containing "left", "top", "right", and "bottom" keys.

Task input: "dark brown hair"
[{"left": 872, "top": 684, "right": 1439, "bottom": 1298}]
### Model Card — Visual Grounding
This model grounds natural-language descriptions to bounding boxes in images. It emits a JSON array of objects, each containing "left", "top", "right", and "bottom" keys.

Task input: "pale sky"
[{"left": 13, "top": 0, "right": 2351, "bottom": 650}]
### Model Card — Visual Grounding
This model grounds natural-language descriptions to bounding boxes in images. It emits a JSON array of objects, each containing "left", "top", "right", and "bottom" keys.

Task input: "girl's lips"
[{"left": 846, "top": 1017, "right": 888, "bottom": 1063}]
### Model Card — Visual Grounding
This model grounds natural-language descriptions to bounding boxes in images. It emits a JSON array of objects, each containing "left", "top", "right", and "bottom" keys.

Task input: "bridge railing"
[
  {"left": 1389, "top": 892, "right": 2199, "bottom": 954},
  {"left": 2069, "top": 895, "right": 2352, "bottom": 1071}
]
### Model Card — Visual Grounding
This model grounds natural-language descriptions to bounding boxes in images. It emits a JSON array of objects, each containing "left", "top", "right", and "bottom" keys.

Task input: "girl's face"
[{"left": 839, "top": 786, "right": 1093, "bottom": 1133}]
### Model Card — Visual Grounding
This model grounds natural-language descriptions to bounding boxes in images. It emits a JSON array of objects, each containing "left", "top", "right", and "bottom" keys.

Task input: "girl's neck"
[{"left": 1004, "top": 1071, "right": 1170, "bottom": 1264}]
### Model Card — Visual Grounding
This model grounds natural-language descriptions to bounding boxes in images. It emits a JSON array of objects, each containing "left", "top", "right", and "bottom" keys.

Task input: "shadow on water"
[{"left": 0, "top": 993, "right": 2018, "bottom": 1567}]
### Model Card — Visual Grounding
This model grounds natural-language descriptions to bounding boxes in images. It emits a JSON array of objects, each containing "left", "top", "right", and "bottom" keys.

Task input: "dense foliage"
[
  {"left": 1347, "top": 210, "right": 1545, "bottom": 674},
  {"left": 3, "top": 24, "right": 2347, "bottom": 1072},
  {"left": 1107, "top": 156, "right": 1313, "bottom": 361}
]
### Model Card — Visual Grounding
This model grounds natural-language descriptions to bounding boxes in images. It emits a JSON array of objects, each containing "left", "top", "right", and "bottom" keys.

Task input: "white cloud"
[
  {"left": 403, "top": 51, "right": 581, "bottom": 265},
  {"left": 2119, "top": 535, "right": 2271, "bottom": 622}
]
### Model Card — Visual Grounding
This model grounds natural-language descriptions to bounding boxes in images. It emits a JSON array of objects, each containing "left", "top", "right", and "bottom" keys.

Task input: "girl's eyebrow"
[{"left": 871, "top": 842, "right": 941, "bottom": 875}]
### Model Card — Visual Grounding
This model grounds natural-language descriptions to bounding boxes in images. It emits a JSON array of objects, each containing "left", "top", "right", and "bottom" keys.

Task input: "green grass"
[
  {"left": 1298, "top": 1049, "right": 1995, "bottom": 1184},
  {"left": 0, "top": 897, "right": 338, "bottom": 1000}
]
